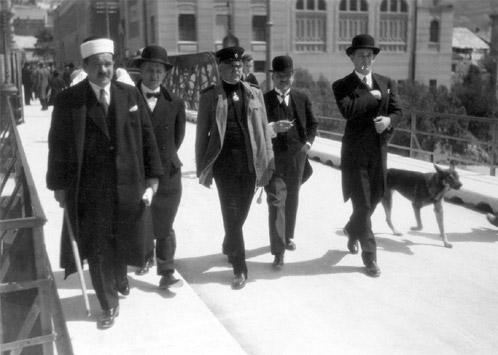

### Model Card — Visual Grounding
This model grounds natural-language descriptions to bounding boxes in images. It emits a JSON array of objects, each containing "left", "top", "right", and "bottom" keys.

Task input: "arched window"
[
  {"left": 430, "top": 19, "right": 440, "bottom": 43},
  {"left": 379, "top": 0, "right": 408, "bottom": 52},
  {"left": 295, "top": 0, "right": 327, "bottom": 52},
  {"left": 338, "top": 0, "right": 369, "bottom": 52}
]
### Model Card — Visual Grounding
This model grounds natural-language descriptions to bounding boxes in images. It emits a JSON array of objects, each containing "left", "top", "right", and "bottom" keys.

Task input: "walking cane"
[
  {"left": 63, "top": 207, "right": 91, "bottom": 317},
  {"left": 256, "top": 186, "right": 264, "bottom": 204}
]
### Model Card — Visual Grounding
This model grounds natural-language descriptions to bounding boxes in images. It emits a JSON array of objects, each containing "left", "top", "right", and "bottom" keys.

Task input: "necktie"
[
  {"left": 362, "top": 76, "right": 370, "bottom": 89},
  {"left": 99, "top": 89, "right": 108, "bottom": 115},
  {"left": 280, "top": 93, "right": 288, "bottom": 106},
  {"left": 146, "top": 92, "right": 160, "bottom": 99}
]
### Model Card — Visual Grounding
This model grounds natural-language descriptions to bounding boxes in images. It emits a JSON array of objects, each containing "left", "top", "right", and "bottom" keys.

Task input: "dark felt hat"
[
  {"left": 215, "top": 46, "right": 245, "bottom": 63},
  {"left": 133, "top": 45, "right": 173, "bottom": 70},
  {"left": 270, "top": 56, "right": 294, "bottom": 72},
  {"left": 346, "top": 34, "right": 380, "bottom": 56}
]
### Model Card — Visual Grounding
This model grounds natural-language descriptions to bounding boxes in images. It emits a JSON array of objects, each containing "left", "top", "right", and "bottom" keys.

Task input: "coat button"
[
  {"left": 161, "top": 146, "right": 166, "bottom": 150},
  {"left": 110, "top": 146, "right": 115, "bottom": 150}
]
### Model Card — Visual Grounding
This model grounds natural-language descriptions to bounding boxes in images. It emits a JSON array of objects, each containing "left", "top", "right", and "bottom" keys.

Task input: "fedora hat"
[
  {"left": 346, "top": 34, "right": 380, "bottom": 56},
  {"left": 270, "top": 56, "right": 294, "bottom": 73},
  {"left": 133, "top": 45, "right": 172, "bottom": 70}
]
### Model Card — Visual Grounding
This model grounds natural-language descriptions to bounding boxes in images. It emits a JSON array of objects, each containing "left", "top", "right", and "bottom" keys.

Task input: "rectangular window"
[
  {"left": 252, "top": 15, "right": 266, "bottom": 42},
  {"left": 150, "top": 16, "right": 156, "bottom": 43},
  {"left": 129, "top": 21, "right": 139, "bottom": 38},
  {"left": 179, "top": 14, "right": 196, "bottom": 41},
  {"left": 429, "top": 79, "right": 437, "bottom": 89},
  {"left": 215, "top": 14, "right": 228, "bottom": 42}
]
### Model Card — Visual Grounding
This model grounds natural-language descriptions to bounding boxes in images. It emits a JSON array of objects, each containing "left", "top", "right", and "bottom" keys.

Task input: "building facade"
[
  {"left": 52, "top": 0, "right": 121, "bottom": 67},
  {"left": 54, "top": 0, "right": 455, "bottom": 87}
]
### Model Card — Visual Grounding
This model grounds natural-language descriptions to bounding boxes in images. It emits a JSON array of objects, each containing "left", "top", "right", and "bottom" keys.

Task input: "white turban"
[{"left": 80, "top": 38, "right": 114, "bottom": 59}]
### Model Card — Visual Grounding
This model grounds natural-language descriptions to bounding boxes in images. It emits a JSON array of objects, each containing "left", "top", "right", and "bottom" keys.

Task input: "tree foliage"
[{"left": 34, "top": 29, "right": 55, "bottom": 62}]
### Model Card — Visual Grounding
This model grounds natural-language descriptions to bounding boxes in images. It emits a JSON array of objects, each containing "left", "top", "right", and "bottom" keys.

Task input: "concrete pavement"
[{"left": 16, "top": 101, "right": 498, "bottom": 355}]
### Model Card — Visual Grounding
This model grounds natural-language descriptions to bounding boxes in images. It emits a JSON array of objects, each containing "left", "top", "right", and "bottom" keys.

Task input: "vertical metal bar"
[{"left": 410, "top": 111, "right": 416, "bottom": 159}]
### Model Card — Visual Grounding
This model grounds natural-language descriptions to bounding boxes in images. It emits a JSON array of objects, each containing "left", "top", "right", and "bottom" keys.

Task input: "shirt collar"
[
  {"left": 355, "top": 71, "right": 372, "bottom": 83},
  {"left": 88, "top": 80, "right": 111, "bottom": 103},
  {"left": 275, "top": 88, "right": 290, "bottom": 97},
  {"left": 141, "top": 83, "right": 160, "bottom": 95}
]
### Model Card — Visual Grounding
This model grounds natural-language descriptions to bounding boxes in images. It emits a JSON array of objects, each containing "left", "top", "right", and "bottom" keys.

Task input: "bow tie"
[{"left": 146, "top": 92, "right": 160, "bottom": 99}]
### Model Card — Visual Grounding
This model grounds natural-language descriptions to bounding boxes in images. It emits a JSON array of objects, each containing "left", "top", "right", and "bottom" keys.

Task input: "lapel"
[
  {"left": 111, "top": 82, "right": 127, "bottom": 137},
  {"left": 267, "top": 89, "right": 281, "bottom": 122},
  {"left": 85, "top": 81, "right": 110, "bottom": 139},
  {"left": 214, "top": 83, "right": 227, "bottom": 140},
  {"left": 372, "top": 73, "right": 389, "bottom": 116},
  {"left": 150, "top": 86, "right": 174, "bottom": 129}
]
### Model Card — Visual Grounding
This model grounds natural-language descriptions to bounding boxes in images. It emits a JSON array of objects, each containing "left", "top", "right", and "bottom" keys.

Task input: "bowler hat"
[
  {"left": 215, "top": 46, "right": 245, "bottom": 63},
  {"left": 133, "top": 45, "right": 173, "bottom": 70},
  {"left": 346, "top": 34, "right": 380, "bottom": 56},
  {"left": 270, "top": 56, "right": 294, "bottom": 73}
]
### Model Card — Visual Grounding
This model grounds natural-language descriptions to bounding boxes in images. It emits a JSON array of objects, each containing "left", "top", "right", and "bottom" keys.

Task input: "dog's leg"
[
  {"left": 486, "top": 213, "right": 498, "bottom": 227},
  {"left": 434, "top": 200, "right": 452, "bottom": 248},
  {"left": 382, "top": 189, "right": 402, "bottom": 236},
  {"left": 411, "top": 203, "right": 423, "bottom": 231}
]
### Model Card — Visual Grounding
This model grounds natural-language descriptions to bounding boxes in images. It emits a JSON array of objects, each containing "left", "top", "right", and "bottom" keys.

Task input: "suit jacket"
[
  {"left": 332, "top": 71, "right": 402, "bottom": 201},
  {"left": 46, "top": 79, "right": 163, "bottom": 277},
  {"left": 264, "top": 88, "right": 318, "bottom": 182},
  {"left": 196, "top": 81, "right": 274, "bottom": 188},
  {"left": 136, "top": 82, "right": 186, "bottom": 180}
]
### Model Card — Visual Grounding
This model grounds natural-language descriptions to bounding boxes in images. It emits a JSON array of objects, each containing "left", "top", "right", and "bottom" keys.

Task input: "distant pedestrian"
[
  {"left": 133, "top": 45, "right": 186, "bottom": 290},
  {"left": 332, "top": 34, "right": 403, "bottom": 277},
  {"left": 195, "top": 46, "right": 274, "bottom": 290},
  {"left": 21, "top": 63, "right": 33, "bottom": 105},
  {"left": 48, "top": 70, "right": 65, "bottom": 106},
  {"left": 242, "top": 54, "right": 259, "bottom": 87},
  {"left": 34, "top": 62, "right": 50, "bottom": 110}
]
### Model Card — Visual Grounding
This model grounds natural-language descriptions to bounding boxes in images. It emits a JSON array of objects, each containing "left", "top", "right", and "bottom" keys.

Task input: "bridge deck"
[{"left": 16, "top": 103, "right": 498, "bottom": 355}]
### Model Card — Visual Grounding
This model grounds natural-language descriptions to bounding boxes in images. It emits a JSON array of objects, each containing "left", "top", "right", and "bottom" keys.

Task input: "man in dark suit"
[
  {"left": 47, "top": 37, "right": 163, "bottom": 329},
  {"left": 133, "top": 45, "right": 186, "bottom": 289},
  {"left": 242, "top": 54, "right": 259, "bottom": 87},
  {"left": 263, "top": 56, "right": 318, "bottom": 269},
  {"left": 332, "top": 34, "right": 402, "bottom": 277},
  {"left": 196, "top": 46, "right": 274, "bottom": 290}
]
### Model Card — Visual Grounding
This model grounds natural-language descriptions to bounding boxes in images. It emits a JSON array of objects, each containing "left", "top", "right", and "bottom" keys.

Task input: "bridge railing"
[
  {"left": 314, "top": 109, "right": 498, "bottom": 175},
  {"left": 0, "top": 63, "right": 73, "bottom": 354}
]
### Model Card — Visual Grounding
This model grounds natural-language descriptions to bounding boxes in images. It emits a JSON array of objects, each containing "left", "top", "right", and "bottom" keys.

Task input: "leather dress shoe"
[
  {"left": 97, "top": 306, "right": 119, "bottom": 329},
  {"left": 159, "top": 272, "right": 184, "bottom": 289},
  {"left": 116, "top": 277, "right": 130, "bottom": 296},
  {"left": 343, "top": 226, "right": 358, "bottom": 254},
  {"left": 272, "top": 253, "right": 284, "bottom": 270},
  {"left": 285, "top": 239, "right": 296, "bottom": 251},
  {"left": 231, "top": 273, "right": 246, "bottom": 290},
  {"left": 365, "top": 261, "right": 381, "bottom": 277},
  {"left": 135, "top": 259, "right": 154, "bottom": 276}
]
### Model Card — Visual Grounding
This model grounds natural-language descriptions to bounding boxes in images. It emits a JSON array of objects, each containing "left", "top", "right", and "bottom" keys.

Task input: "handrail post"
[
  {"left": 491, "top": 119, "right": 497, "bottom": 176},
  {"left": 410, "top": 111, "right": 416, "bottom": 159}
]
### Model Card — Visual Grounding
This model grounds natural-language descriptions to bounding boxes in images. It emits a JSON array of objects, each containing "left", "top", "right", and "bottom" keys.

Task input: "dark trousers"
[
  {"left": 214, "top": 170, "right": 256, "bottom": 277},
  {"left": 265, "top": 146, "right": 307, "bottom": 255},
  {"left": 345, "top": 154, "right": 384, "bottom": 265},
  {"left": 151, "top": 168, "right": 182, "bottom": 275},
  {"left": 23, "top": 86, "right": 31, "bottom": 105},
  {"left": 88, "top": 236, "right": 127, "bottom": 311}
]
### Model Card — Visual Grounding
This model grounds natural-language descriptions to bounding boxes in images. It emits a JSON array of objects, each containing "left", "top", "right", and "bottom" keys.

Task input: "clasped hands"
[
  {"left": 53, "top": 178, "right": 159, "bottom": 208},
  {"left": 369, "top": 90, "right": 391, "bottom": 134}
]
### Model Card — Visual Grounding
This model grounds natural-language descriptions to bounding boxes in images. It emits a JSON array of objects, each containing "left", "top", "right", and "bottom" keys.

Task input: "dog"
[{"left": 381, "top": 162, "right": 462, "bottom": 248}]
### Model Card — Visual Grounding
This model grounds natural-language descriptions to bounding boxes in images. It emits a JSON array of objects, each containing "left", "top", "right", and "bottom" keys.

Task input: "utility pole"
[
  {"left": 1, "top": 0, "right": 15, "bottom": 92},
  {"left": 222, "top": 0, "right": 238, "bottom": 48},
  {"left": 105, "top": 0, "right": 110, "bottom": 38},
  {"left": 265, "top": 0, "right": 273, "bottom": 92}
]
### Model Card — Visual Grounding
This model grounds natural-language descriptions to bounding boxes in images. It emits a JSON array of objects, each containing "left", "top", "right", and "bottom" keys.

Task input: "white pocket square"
[{"left": 129, "top": 105, "right": 138, "bottom": 112}]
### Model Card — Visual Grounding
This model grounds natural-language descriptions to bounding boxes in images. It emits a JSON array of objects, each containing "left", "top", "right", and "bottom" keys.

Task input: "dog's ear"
[
  {"left": 434, "top": 163, "right": 444, "bottom": 174},
  {"left": 449, "top": 159, "right": 456, "bottom": 170}
]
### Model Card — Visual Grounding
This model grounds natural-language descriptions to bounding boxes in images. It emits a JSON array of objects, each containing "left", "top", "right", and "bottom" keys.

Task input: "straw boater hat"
[
  {"left": 132, "top": 45, "right": 173, "bottom": 70},
  {"left": 80, "top": 38, "right": 114, "bottom": 59},
  {"left": 345, "top": 34, "right": 380, "bottom": 56}
]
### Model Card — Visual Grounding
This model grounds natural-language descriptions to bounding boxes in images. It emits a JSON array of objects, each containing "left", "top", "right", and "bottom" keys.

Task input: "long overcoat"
[
  {"left": 332, "top": 72, "right": 402, "bottom": 202},
  {"left": 46, "top": 79, "right": 163, "bottom": 278},
  {"left": 195, "top": 81, "right": 274, "bottom": 188}
]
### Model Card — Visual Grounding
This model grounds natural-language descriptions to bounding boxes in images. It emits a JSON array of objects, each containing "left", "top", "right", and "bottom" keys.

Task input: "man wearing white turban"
[{"left": 47, "top": 37, "right": 164, "bottom": 329}]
